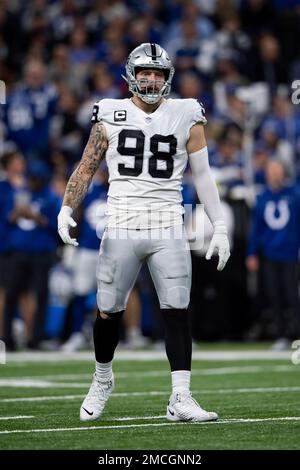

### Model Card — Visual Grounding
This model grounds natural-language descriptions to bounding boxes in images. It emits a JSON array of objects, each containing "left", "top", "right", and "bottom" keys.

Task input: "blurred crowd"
[{"left": 1, "top": 0, "right": 300, "bottom": 351}]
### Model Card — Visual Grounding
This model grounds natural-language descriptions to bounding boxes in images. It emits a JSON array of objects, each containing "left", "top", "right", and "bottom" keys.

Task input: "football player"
[{"left": 58, "top": 43, "right": 230, "bottom": 422}]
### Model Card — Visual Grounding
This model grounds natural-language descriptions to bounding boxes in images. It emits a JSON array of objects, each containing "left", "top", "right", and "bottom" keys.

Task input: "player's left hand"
[{"left": 206, "top": 222, "right": 230, "bottom": 271}]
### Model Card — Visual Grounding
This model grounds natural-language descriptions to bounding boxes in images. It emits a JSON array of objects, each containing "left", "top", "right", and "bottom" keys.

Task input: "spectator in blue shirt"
[
  {"left": 2, "top": 60, "right": 58, "bottom": 160},
  {"left": 0, "top": 147, "right": 26, "bottom": 255},
  {"left": 3, "top": 160, "right": 61, "bottom": 350},
  {"left": 246, "top": 159, "right": 300, "bottom": 348},
  {"left": 0, "top": 147, "right": 26, "bottom": 339}
]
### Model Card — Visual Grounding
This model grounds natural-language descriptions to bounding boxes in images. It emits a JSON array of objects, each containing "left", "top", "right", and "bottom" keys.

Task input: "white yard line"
[
  {"left": 0, "top": 416, "right": 34, "bottom": 421},
  {"left": 112, "top": 386, "right": 300, "bottom": 395},
  {"left": 0, "top": 380, "right": 88, "bottom": 388},
  {"left": 0, "top": 416, "right": 300, "bottom": 435},
  {"left": 0, "top": 414, "right": 163, "bottom": 423},
  {"left": 112, "top": 415, "right": 166, "bottom": 421},
  {"left": 1, "top": 386, "right": 300, "bottom": 403},
  {"left": 0, "top": 364, "right": 297, "bottom": 384},
  {"left": 1, "top": 394, "right": 85, "bottom": 403},
  {"left": 213, "top": 386, "right": 300, "bottom": 394},
  {"left": 4, "top": 350, "right": 293, "bottom": 363}
]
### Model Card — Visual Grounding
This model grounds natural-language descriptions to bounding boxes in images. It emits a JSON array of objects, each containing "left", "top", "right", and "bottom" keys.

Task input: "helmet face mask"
[{"left": 123, "top": 43, "right": 175, "bottom": 104}]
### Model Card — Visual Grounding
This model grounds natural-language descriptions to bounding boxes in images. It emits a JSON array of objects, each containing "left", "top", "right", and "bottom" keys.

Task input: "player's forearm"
[
  {"left": 189, "top": 146, "right": 224, "bottom": 225},
  {"left": 62, "top": 122, "right": 108, "bottom": 211},
  {"left": 62, "top": 166, "right": 92, "bottom": 210}
]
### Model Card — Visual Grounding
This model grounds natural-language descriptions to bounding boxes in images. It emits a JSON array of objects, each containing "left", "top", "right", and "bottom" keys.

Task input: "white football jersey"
[{"left": 91, "top": 97, "right": 206, "bottom": 228}]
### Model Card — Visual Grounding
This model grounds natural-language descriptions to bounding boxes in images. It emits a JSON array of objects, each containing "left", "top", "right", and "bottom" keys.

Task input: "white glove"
[
  {"left": 206, "top": 221, "right": 230, "bottom": 271},
  {"left": 57, "top": 206, "right": 78, "bottom": 246}
]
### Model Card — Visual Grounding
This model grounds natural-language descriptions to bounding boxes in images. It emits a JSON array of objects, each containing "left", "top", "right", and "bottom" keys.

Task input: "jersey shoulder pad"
[
  {"left": 91, "top": 99, "right": 126, "bottom": 124},
  {"left": 185, "top": 98, "right": 207, "bottom": 125},
  {"left": 167, "top": 98, "right": 207, "bottom": 125}
]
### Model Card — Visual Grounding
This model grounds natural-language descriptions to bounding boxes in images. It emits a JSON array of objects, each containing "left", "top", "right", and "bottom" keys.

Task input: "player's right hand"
[{"left": 57, "top": 206, "right": 78, "bottom": 246}]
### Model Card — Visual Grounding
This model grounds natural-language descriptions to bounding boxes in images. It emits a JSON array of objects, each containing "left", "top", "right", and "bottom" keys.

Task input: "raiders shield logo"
[{"left": 114, "top": 110, "right": 127, "bottom": 121}]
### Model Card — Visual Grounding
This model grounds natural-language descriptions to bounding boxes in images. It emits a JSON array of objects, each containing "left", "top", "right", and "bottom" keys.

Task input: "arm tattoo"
[{"left": 62, "top": 122, "right": 108, "bottom": 210}]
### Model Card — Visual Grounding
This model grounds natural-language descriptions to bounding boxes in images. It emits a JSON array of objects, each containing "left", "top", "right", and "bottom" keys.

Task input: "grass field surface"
[{"left": 0, "top": 347, "right": 299, "bottom": 450}]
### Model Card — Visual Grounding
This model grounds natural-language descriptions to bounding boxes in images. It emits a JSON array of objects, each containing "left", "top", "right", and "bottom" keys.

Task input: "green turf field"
[{"left": 0, "top": 349, "right": 300, "bottom": 450}]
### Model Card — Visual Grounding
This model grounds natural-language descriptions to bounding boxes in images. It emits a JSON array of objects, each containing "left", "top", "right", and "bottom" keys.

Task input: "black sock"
[
  {"left": 93, "top": 310, "right": 124, "bottom": 363},
  {"left": 161, "top": 308, "right": 192, "bottom": 371}
]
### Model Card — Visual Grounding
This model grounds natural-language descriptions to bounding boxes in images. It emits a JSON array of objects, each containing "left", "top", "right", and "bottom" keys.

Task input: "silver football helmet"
[{"left": 123, "top": 43, "right": 175, "bottom": 104}]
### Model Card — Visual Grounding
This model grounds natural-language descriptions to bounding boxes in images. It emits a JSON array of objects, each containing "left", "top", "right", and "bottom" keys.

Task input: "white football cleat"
[
  {"left": 166, "top": 391, "right": 218, "bottom": 422},
  {"left": 80, "top": 373, "right": 114, "bottom": 422}
]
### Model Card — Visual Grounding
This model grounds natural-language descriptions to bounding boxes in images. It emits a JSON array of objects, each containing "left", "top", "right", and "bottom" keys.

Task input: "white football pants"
[{"left": 96, "top": 225, "right": 192, "bottom": 313}]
